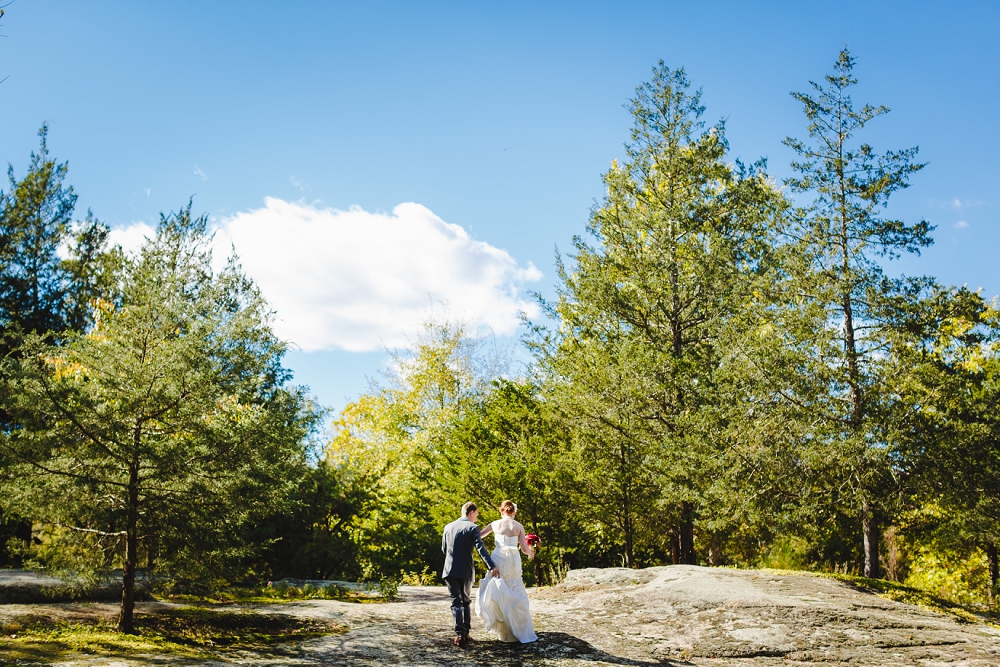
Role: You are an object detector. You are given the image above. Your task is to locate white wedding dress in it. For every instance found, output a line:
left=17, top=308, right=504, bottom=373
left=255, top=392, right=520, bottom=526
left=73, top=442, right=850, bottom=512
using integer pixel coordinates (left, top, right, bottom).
left=475, top=522, right=537, bottom=643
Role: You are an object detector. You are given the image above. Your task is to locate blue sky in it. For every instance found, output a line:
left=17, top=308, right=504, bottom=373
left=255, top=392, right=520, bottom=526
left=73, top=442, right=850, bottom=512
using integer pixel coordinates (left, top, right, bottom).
left=1, top=1, right=997, bottom=411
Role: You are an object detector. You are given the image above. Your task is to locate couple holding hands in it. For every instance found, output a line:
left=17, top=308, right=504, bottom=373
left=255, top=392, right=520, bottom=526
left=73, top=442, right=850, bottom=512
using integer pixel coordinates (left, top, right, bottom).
left=440, top=500, right=539, bottom=646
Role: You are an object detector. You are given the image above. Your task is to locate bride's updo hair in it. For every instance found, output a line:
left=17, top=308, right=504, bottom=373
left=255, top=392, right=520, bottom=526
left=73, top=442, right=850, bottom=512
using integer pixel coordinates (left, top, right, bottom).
left=499, top=500, right=517, bottom=516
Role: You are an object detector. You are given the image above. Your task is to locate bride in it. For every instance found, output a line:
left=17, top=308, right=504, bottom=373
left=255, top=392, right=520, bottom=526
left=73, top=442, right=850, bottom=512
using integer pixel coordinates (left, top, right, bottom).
left=476, top=500, right=537, bottom=643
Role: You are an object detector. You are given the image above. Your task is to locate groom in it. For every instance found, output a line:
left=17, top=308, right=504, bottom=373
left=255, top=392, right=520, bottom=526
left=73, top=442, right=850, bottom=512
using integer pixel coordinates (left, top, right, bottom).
left=441, top=502, right=500, bottom=646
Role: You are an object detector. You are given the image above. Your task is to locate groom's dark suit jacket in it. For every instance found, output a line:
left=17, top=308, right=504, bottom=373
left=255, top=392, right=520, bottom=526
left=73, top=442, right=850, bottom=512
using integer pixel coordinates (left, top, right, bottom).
left=441, top=516, right=496, bottom=580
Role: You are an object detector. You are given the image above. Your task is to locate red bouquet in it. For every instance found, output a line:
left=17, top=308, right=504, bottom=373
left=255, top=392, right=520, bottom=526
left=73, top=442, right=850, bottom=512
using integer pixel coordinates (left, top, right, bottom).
left=525, top=533, right=541, bottom=548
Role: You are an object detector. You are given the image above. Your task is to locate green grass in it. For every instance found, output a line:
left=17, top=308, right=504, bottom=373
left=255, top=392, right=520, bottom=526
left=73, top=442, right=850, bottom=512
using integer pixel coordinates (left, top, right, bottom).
left=160, top=580, right=392, bottom=604
left=1, top=620, right=195, bottom=663
left=0, top=605, right=346, bottom=663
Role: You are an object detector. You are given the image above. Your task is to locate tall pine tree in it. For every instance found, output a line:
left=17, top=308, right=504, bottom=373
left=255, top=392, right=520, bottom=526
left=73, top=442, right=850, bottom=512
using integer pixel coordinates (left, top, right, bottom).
left=1, top=206, right=311, bottom=632
left=0, top=126, right=118, bottom=566
left=780, top=49, right=932, bottom=578
left=533, top=63, right=782, bottom=566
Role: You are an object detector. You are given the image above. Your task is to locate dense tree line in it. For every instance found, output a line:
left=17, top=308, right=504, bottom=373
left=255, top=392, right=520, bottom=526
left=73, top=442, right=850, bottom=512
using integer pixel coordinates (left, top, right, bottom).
left=327, top=51, right=1000, bottom=603
left=0, top=131, right=318, bottom=632
left=0, top=49, right=998, bottom=635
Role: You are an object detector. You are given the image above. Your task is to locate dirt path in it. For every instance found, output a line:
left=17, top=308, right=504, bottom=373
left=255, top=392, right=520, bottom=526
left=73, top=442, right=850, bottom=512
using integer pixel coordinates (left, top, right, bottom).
left=3, top=566, right=1000, bottom=665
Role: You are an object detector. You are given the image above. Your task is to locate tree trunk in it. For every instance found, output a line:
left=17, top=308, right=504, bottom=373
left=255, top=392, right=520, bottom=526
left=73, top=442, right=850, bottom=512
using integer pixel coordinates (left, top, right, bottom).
left=987, top=542, right=999, bottom=601
left=862, top=508, right=880, bottom=580
left=623, top=518, right=635, bottom=568
left=837, top=162, right=880, bottom=583
left=708, top=534, right=724, bottom=567
left=670, top=527, right=680, bottom=565
left=619, top=441, right=635, bottom=568
left=679, top=501, right=695, bottom=565
left=119, top=452, right=140, bottom=633
left=883, top=526, right=900, bottom=582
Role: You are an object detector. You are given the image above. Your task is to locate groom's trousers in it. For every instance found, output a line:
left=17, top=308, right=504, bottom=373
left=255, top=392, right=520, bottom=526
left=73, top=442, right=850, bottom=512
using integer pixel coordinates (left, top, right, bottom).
left=444, top=576, right=472, bottom=636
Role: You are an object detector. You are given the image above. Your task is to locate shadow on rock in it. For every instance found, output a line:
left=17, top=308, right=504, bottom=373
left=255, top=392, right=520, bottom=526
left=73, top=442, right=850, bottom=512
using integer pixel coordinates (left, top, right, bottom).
left=467, top=632, right=679, bottom=666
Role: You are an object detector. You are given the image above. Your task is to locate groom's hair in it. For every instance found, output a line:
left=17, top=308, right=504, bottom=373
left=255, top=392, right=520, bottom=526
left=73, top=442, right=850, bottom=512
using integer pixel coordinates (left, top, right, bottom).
left=462, top=502, right=478, bottom=517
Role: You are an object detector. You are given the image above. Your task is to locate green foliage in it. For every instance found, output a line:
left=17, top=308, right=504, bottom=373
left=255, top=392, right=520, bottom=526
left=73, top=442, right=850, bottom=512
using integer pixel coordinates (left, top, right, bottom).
left=253, top=459, right=367, bottom=581
left=891, top=294, right=1000, bottom=578
left=528, top=62, right=784, bottom=567
left=0, top=125, right=79, bottom=339
left=904, top=545, right=992, bottom=608
left=757, top=536, right=810, bottom=571
left=400, top=566, right=437, bottom=586
left=326, top=320, right=491, bottom=579
left=299, top=55, right=1000, bottom=615
left=371, top=575, right=400, bottom=600
left=0, top=125, right=119, bottom=343
left=772, top=48, right=935, bottom=577
left=439, top=379, right=579, bottom=581
left=0, top=49, right=997, bottom=620
left=245, top=581, right=350, bottom=601
left=0, top=205, right=313, bottom=631
left=0, top=127, right=120, bottom=567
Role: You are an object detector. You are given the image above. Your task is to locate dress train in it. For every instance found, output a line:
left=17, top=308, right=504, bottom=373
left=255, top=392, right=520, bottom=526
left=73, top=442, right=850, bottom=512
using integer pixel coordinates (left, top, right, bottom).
left=475, top=528, right=536, bottom=643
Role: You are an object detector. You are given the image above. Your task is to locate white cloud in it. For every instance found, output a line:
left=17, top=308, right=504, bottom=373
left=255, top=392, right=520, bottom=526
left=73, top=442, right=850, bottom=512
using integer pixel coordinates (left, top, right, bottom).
left=951, top=198, right=982, bottom=209
left=108, top=221, right=156, bottom=254
left=196, top=198, right=543, bottom=352
left=193, top=165, right=208, bottom=182
left=954, top=220, right=969, bottom=229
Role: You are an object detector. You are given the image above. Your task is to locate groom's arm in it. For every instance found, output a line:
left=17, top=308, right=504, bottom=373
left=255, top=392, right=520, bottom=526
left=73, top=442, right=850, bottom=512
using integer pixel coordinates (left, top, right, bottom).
left=472, top=527, right=497, bottom=571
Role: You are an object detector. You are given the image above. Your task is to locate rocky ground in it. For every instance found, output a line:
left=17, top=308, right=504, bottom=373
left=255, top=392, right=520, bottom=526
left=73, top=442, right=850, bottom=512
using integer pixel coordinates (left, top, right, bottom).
left=2, top=565, right=999, bottom=666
